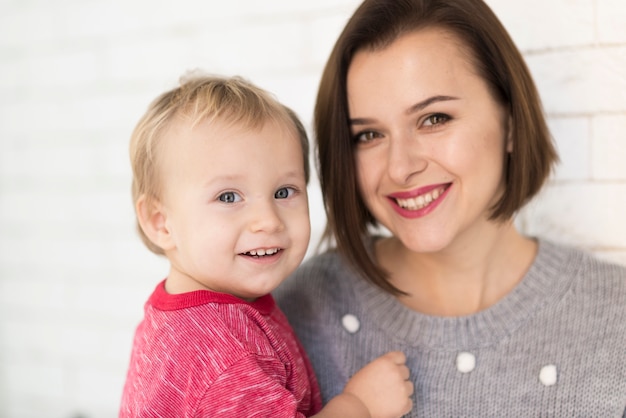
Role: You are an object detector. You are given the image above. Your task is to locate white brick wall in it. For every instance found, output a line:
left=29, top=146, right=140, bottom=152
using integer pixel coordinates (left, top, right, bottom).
left=0, top=1, right=624, bottom=417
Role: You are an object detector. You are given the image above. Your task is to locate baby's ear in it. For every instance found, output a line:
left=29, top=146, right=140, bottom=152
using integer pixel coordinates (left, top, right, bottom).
left=136, top=195, right=175, bottom=252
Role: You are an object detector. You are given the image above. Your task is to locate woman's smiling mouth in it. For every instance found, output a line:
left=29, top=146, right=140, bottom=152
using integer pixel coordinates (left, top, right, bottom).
left=387, top=184, right=452, bottom=218
left=393, top=184, right=450, bottom=211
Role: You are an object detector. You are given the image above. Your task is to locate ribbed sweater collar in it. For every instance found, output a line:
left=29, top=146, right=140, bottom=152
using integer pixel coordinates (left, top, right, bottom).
left=351, top=239, right=578, bottom=350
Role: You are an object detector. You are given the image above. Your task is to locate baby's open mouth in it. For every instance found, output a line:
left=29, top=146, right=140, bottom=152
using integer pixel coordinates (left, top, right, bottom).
left=241, top=248, right=281, bottom=258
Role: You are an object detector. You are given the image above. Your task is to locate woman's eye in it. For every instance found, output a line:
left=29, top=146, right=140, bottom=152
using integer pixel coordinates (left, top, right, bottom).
left=274, top=187, right=295, bottom=199
left=423, top=113, right=450, bottom=127
left=218, top=191, right=242, bottom=203
left=354, top=130, right=381, bottom=143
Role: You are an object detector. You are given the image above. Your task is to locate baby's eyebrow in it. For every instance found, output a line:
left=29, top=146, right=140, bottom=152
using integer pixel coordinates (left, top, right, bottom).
left=279, top=170, right=307, bottom=183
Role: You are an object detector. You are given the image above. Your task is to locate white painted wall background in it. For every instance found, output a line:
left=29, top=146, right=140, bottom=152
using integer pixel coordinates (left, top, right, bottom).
left=0, top=0, right=625, bottom=417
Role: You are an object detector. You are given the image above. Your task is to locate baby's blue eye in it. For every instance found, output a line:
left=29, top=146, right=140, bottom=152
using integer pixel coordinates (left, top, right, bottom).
left=218, top=191, right=242, bottom=203
left=275, top=187, right=294, bottom=199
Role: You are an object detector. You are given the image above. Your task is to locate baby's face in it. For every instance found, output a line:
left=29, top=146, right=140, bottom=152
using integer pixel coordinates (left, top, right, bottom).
left=157, top=117, right=310, bottom=300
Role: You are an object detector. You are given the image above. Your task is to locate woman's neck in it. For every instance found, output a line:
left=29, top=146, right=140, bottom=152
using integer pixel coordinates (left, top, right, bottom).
left=376, top=223, right=537, bottom=316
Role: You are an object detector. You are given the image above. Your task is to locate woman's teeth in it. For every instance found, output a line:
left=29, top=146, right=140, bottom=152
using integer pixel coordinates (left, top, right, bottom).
left=396, top=187, right=444, bottom=210
left=245, top=248, right=279, bottom=257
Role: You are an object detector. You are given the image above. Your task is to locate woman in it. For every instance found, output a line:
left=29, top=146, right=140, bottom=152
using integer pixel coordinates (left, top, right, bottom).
left=275, top=0, right=626, bottom=416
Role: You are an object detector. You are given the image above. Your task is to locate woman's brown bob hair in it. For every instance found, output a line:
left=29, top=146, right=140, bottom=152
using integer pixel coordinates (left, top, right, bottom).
left=314, top=0, right=558, bottom=294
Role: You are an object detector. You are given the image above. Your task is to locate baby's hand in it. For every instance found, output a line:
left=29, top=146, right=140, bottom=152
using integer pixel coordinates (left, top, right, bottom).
left=344, top=351, right=413, bottom=418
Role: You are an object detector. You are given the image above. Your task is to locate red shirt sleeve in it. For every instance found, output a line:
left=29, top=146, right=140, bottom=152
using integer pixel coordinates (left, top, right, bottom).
left=197, top=354, right=309, bottom=417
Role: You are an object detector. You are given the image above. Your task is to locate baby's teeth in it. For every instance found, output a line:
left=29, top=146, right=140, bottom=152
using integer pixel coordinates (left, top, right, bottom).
left=247, top=248, right=279, bottom=256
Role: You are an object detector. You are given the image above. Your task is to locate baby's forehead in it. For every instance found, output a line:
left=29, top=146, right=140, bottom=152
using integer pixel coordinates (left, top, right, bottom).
left=162, top=112, right=298, bottom=148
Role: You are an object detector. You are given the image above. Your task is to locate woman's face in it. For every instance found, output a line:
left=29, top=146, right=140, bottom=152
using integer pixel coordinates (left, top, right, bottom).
left=347, top=27, right=512, bottom=254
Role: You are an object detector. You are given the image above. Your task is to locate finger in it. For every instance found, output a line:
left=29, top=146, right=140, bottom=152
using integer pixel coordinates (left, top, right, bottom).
left=399, top=364, right=410, bottom=380
left=403, top=398, right=414, bottom=414
left=406, top=380, right=415, bottom=396
left=385, top=350, right=407, bottom=364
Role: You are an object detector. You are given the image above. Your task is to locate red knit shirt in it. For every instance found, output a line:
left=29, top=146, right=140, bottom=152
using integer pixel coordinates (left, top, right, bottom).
left=120, top=280, right=322, bottom=417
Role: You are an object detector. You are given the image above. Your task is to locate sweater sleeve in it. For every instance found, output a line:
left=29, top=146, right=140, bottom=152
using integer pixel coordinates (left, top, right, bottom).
left=197, top=354, right=308, bottom=418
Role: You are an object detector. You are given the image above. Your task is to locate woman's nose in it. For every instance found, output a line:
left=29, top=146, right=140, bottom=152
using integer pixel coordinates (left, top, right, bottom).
left=387, top=133, right=428, bottom=185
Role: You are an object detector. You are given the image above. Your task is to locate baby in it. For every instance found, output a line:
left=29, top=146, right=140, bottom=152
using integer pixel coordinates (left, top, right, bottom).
left=119, top=73, right=413, bottom=417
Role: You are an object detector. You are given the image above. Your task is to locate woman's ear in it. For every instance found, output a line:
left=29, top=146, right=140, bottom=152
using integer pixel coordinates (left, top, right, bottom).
left=136, top=195, right=175, bottom=252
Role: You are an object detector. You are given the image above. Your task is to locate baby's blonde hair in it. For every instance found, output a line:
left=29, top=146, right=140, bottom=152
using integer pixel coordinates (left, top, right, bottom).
left=129, top=73, right=310, bottom=254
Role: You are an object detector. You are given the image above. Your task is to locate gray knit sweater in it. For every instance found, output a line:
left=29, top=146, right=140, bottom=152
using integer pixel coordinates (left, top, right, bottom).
left=275, top=239, right=626, bottom=417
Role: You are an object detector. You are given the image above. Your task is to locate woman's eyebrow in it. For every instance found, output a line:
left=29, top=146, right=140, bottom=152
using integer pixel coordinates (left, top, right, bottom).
left=406, top=95, right=459, bottom=115
left=350, top=95, right=459, bottom=126
left=350, top=117, right=375, bottom=126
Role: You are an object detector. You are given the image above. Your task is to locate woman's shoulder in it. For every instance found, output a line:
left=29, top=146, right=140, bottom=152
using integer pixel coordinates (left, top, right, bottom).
left=541, top=238, right=626, bottom=273
left=539, top=238, right=626, bottom=300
